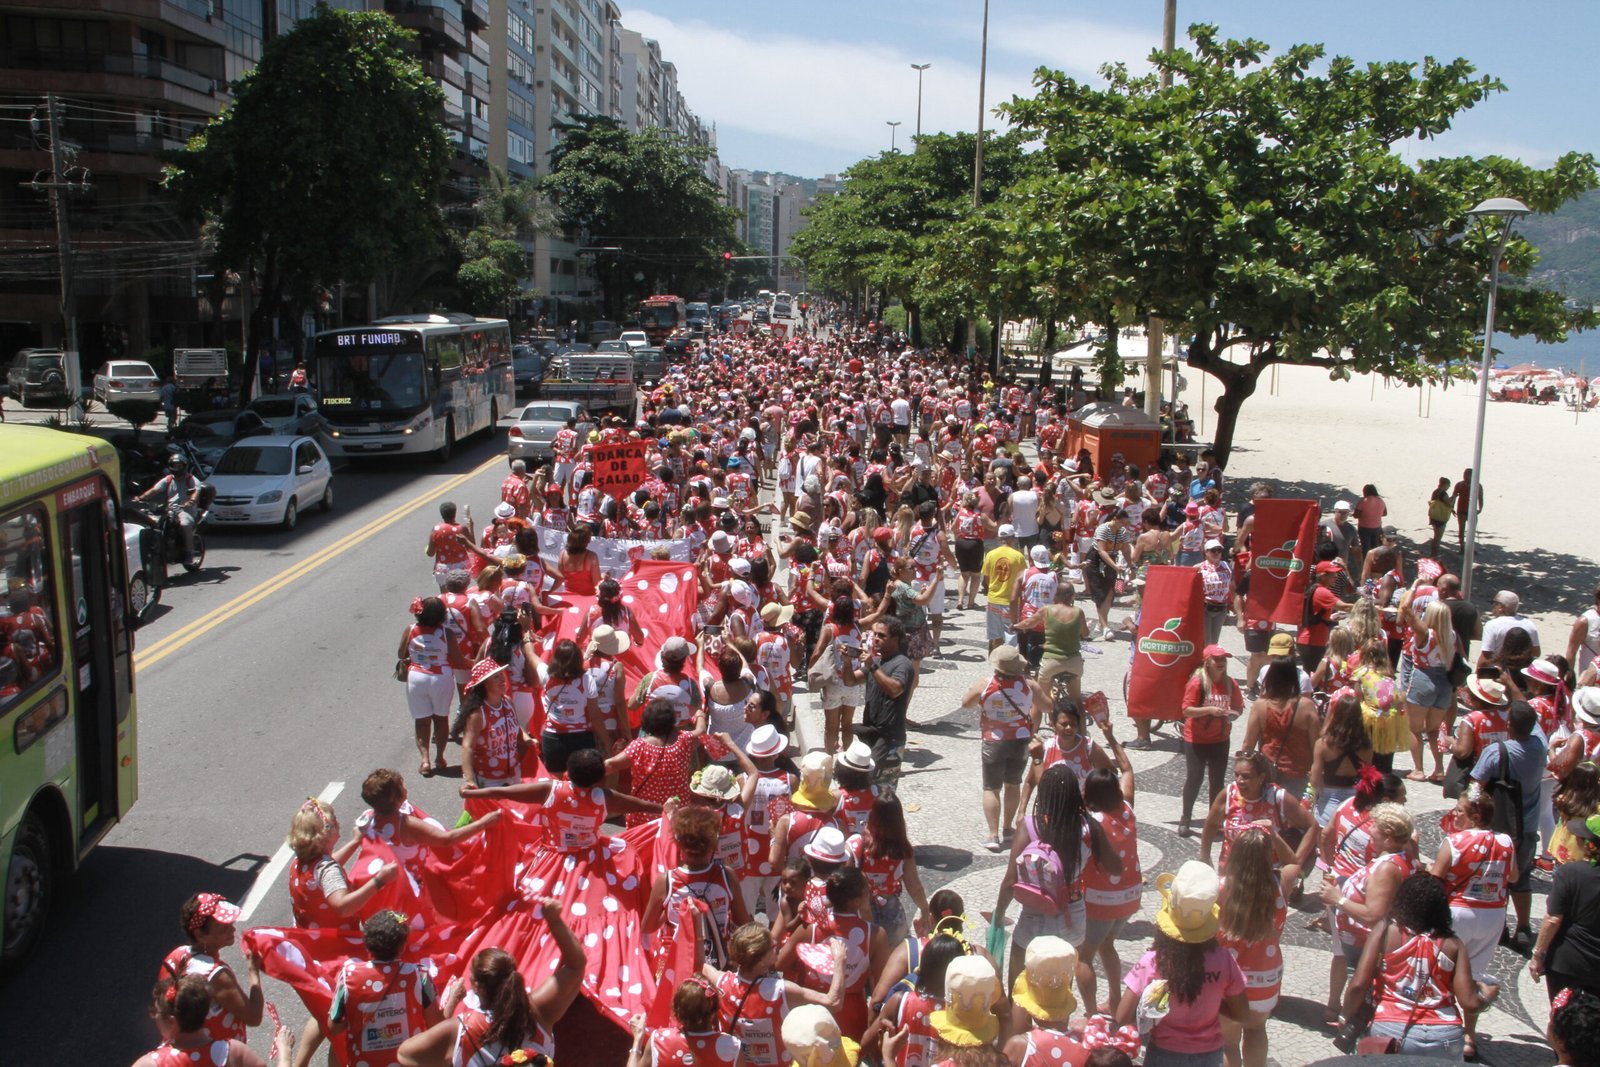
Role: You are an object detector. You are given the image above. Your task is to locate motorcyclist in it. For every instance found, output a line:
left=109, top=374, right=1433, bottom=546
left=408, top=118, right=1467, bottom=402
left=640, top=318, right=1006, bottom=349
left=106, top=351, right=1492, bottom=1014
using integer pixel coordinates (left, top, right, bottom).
left=139, top=454, right=201, bottom=565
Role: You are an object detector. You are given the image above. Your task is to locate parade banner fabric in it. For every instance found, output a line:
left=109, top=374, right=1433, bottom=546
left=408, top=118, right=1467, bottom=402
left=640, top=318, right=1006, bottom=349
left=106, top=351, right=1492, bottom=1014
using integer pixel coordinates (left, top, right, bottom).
left=532, top=523, right=693, bottom=578
left=539, top=559, right=700, bottom=695
left=1127, top=565, right=1205, bottom=720
left=1246, top=498, right=1319, bottom=625
left=590, top=440, right=650, bottom=501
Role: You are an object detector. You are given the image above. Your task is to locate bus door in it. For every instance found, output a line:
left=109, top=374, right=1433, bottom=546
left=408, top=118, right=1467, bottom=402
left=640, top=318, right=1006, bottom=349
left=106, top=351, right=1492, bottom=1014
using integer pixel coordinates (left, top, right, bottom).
left=58, top=481, right=125, bottom=839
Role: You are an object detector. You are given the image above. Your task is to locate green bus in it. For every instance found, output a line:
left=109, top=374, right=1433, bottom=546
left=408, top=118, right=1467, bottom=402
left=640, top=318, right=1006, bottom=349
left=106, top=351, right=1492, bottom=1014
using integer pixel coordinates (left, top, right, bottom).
left=0, top=425, right=139, bottom=970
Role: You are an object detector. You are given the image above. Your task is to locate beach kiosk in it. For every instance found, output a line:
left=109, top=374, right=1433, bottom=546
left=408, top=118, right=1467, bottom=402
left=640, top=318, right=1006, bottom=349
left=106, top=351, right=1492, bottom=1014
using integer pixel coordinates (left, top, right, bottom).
left=1067, top=403, right=1162, bottom=472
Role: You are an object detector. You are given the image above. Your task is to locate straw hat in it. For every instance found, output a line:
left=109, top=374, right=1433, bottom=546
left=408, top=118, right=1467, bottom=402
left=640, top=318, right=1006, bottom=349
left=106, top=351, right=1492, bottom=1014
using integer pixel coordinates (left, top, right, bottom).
left=989, top=645, right=1028, bottom=677
left=761, top=603, right=795, bottom=628
left=1575, top=687, right=1600, bottom=727
left=928, top=955, right=1000, bottom=1047
left=781, top=1005, right=860, bottom=1067
left=1154, top=861, right=1221, bottom=944
left=691, top=764, right=741, bottom=802
left=1011, top=937, right=1079, bottom=1023
left=791, top=751, right=840, bottom=812
left=790, top=512, right=814, bottom=531
left=586, top=624, right=631, bottom=659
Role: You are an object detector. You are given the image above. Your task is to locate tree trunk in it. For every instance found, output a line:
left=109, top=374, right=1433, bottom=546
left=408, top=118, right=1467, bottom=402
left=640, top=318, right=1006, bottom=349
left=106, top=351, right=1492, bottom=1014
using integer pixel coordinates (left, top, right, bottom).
left=1183, top=335, right=1265, bottom=470
left=1039, top=313, right=1057, bottom=388
left=907, top=300, right=923, bottom=347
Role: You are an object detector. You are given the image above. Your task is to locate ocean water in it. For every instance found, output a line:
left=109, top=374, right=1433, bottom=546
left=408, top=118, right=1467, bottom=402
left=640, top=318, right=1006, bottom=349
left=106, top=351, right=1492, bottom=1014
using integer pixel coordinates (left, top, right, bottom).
left=1492, top=330, right=1600, bottom=371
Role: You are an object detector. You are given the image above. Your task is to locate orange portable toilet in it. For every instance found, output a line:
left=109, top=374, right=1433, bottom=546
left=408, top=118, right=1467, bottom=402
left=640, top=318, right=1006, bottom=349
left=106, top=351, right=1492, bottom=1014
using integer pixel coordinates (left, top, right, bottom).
left=1077, top=405, right=1161, bottom=473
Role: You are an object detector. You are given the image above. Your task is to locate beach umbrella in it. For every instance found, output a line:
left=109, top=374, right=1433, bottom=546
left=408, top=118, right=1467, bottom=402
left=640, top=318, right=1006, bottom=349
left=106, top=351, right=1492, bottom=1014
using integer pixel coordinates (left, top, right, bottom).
left=1492, top=361, right=1509, bottom=371
left=1506, top=362, right=1544, bottom=375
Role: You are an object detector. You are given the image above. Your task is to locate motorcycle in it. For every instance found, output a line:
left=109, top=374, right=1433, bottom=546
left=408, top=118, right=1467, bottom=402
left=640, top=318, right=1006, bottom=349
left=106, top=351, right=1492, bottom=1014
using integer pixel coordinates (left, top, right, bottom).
left=127, top=484, right=215, bottom=576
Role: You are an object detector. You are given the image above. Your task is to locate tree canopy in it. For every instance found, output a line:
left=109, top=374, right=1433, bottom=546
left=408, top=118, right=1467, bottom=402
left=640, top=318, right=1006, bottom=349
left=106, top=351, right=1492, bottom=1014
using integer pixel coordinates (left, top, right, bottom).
left=540, top=116, right=739, bottom=317
left=163, top=6, right=450, bottom=398
left=456, top=165, right=556, bottom=317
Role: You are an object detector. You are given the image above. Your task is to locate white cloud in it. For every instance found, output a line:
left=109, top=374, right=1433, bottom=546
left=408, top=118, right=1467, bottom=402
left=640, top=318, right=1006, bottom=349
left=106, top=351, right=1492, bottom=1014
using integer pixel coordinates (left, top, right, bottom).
left=982, top=14, right=1158, bottom=79
left=624, top=9, right=1045, bottom=172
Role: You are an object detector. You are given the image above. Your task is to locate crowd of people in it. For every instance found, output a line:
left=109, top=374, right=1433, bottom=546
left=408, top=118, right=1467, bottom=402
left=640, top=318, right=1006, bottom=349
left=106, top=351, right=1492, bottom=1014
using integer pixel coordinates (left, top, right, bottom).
left=127, top=321, right=1600, bottom=1067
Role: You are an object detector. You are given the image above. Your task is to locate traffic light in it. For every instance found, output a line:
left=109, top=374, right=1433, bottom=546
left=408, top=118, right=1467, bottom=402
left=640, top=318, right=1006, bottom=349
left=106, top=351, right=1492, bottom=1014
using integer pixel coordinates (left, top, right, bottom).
left=722, top=251, right=732, bottom=262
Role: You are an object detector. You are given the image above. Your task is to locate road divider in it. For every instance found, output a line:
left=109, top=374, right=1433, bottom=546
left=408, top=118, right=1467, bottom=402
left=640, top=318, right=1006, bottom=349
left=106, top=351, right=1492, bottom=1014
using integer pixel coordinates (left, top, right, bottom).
left=135, top=454, right=505, bottom=669
left=238, top=780, right=343, bottom=922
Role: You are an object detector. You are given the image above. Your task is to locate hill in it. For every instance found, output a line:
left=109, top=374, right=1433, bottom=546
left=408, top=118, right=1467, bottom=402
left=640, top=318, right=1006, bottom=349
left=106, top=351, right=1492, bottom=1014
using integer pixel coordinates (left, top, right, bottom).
left=1524, top=187, right=1600, bottom=305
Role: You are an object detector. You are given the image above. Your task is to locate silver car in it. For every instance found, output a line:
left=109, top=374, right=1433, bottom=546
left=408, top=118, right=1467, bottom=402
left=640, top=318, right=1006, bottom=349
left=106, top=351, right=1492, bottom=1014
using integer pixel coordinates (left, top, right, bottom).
left=507, top=401, right=591, bottom=461
left=92, top=360, right=161, bottom=405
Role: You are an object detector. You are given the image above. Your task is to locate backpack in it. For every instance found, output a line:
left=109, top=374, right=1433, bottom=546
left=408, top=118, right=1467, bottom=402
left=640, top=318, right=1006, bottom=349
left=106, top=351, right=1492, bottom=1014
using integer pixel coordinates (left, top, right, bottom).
left=1013, top=815, right=1067, bottom=916
left=1485, top=741, right=1525, bottom=840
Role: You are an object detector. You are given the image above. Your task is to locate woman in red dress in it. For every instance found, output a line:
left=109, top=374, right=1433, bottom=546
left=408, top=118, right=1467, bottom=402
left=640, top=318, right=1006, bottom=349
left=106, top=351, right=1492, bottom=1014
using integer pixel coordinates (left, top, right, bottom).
left=285, top=797, right=398, bottom=933
left=556, top=525, right=602, bottom=596
left=606, top=699, right=714, bottom=827
left=156, top=893, right=264, bottom=1045
left=625, top=977, right=742, bottom=1067
left=132, top=976, right=288, bottom=1067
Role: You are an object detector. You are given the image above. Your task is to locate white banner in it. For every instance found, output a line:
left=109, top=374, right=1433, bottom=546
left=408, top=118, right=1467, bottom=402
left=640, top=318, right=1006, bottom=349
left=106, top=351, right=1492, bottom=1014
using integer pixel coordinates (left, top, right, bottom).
left=531, top=523, right=693, bottom=579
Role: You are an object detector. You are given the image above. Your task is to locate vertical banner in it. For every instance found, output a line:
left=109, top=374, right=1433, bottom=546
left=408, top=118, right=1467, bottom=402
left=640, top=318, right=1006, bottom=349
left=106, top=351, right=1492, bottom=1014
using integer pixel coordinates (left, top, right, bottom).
left=770, top=321, right=790, bottom=340
left=589, top=440, right=649, bottom=500
left=1127, top=566, right=1205, bottom=720
left=1246, top=498, right=1318, bottom=625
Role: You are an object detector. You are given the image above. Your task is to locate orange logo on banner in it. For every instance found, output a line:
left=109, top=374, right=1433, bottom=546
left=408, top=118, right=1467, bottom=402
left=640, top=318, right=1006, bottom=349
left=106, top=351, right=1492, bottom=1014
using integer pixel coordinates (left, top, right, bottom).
left=590, top=441, right=649, bottom=501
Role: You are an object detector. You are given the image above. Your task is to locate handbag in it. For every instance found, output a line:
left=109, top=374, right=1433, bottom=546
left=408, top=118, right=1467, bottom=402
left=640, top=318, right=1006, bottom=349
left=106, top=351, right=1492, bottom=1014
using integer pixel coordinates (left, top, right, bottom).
left=1332, top=920, right=1387, bottom=1053
left=1441, top=753, right=1473, bottom=799
left=393, top=657, right=408, bottom=682
left=1446, top=651, right=1471, bottom=688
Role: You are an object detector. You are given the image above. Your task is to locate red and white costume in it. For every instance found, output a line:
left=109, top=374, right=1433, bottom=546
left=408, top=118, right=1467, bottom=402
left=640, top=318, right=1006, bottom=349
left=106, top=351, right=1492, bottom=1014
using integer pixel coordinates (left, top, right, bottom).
left=1083, top=803, right=1142, bottom=924
left=1373, top=931, right=1462, bottom=1028
left=1217, top=881, right=1287, bottom=1012
left=1038, top=735, right=1095, bottom=786
left=451, top=1004, right=555, bottom=1066
left=1335, top=851, right=1414, bottom=953
left=714, top=971, right=787, bottom=1067
left=649, top=1028, right=741, bottom=1067
left=157, top=948, right=247, bottom=1042
left=893, top=989, right=945, bottom=1067
left=469, top=697, right=522, bottom=787
left=330, top=957, right=436, bottom=1067
left=978, top=676, right=1034, bottom=743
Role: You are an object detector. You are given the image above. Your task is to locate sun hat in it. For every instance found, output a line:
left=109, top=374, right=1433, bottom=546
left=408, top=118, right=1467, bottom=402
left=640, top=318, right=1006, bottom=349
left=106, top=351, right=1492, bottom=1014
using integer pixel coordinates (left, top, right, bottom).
left=1526, top=658, right=1563, bottom=687
left=1465, top=675, right=1509, bottom=707
left=710, top=530, right=735, bottom=552
left=790, top=512, right=814, bottom=531
left=1154, top=861, right=1221, bottom=944
left=1092, top=486, right=1119, bottom=507
left=803, top=826, right=849, bottom=865
left=691, top=763, right=741, bottom=802
left=1183, top=502, right=1201, bottom=517
left=501, top=553, right=527, bottom=573
left=1011, top=937, right=1079, bottom=1023
left=1415, top=557, right=1444, bottom=582
left=184, top=893, right=242, bottom=933
left=1030, top=545, right=1051, bottom=566
left=928, top=955, right=1001, bottom=1047
left=1575, top=687, right=1600, bottom=727
left=989, top=645, right=1028, bottom=677
left=493, top=502, right=516, bottom=520
left=586, top=624, right=631, bottom=659
left=837, top=739, right=875, bottom=773
left=1201, top=644, right=1229, bottom=660
left=466, top=658, right=509, bottom=689
left=711, top=495, right=731, bottom=509
left=1204, top=539, right=1224, bottom=551
left=761, top=603, right=795, bottom=628
left=998, top=523, right=1017, bottom=539
left=791, top=751, right=840, bottom=812
left=781, top=1005, right=860, bottom=1067
left=747, top=724, right=786, bottom=759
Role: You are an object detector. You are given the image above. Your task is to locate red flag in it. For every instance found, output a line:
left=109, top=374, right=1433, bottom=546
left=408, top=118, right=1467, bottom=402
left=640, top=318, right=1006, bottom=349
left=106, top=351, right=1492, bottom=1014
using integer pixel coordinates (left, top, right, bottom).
left=590, top=441, right=650, bottom=501
left=1245, top=499, right=1318, bottom=625
left=646, top=898, right=705, bottom=1027
left=1127, top=566, right=1205, bottom=720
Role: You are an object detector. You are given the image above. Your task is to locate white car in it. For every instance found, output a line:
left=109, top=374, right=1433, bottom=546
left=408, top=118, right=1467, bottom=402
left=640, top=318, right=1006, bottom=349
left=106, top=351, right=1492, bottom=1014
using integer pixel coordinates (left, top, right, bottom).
left=617, top=330, right=649, bottom=351
left=92, top=360, right=161, bottom=405
left=205, top=436, right=333, bottom=530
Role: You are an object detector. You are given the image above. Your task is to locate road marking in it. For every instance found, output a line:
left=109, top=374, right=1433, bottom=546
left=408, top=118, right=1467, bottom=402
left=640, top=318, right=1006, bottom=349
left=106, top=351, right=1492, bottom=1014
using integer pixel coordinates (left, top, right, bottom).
left=238, top=780, right=344, bottom=922
left=134, top=453, right=504, bottom=668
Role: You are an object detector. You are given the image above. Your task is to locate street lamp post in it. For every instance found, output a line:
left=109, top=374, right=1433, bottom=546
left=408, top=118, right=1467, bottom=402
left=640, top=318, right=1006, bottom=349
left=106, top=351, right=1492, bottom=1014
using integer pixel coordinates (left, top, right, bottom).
left=911, top=63, right=931, bottom=140
left=886, top=120, right=902, bottom=152
left=1461, top=196, right=1530, bottom=599
left=967, top=0, right=990, bottom=363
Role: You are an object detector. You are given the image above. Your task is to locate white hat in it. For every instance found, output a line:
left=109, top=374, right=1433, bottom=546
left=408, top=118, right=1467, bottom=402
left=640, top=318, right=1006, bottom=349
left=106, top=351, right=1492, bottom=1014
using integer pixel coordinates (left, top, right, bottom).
left=998, top=523, right=1017, bottom=538
left=837, top=739, right=874, bottom=773
left=709, top=530, right=734, bottom=552
left=728, top=557, right=752, bottom=575
left=493, top=502, right=516, bottom=520
left=729, top=580, right=758, bottom=608
left=781, top=1006, right=849, bottom=1067
left=1029, top=545, right=1051, bottom=566
left=1466, top=675, right=1509, bottom=707
left=1204, top=539, right=1224, bottom=551
left=1576, top=687, right=1600, bottom=727
left=1333, top=500, right=1352, bottom=512
left=803, top=826, right=848, bottom=865
left=747, top=724, right=786, bottom=759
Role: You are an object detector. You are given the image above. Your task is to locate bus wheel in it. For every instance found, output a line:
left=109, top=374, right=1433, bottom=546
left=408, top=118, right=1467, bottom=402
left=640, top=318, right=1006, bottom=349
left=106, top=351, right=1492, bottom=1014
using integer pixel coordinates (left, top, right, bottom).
left=433, top=419, right=454, bottom=464
left=1, top=813, right=53, bottom=969
left=488, top=400, right=499, bottom=433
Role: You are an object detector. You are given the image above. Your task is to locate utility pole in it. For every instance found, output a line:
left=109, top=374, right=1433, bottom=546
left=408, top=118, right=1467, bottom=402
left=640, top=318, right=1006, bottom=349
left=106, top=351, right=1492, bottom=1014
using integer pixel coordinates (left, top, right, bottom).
left=1143, top=1, right=1177, bottom=422
left=911, top=63, right=931, bottom=140
left=967, top=0, right=990, bottom=366
left=27, top=94, right=90, bottom=417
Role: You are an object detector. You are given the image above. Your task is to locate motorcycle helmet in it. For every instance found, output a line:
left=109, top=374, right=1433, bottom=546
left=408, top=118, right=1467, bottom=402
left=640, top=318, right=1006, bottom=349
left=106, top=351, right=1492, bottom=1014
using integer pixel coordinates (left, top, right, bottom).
left=167, top=454, right=187, bottom=473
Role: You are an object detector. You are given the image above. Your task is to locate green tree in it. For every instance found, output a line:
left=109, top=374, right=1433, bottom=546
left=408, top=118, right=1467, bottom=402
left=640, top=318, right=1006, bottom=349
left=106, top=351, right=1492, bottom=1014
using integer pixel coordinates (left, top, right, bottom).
left=164, top=7, right=450, bottom=400
left=454, top=165, right=555, bottom=316
left=540, top=116, right=738, bottom=317
left=1001, top=26, right=1597, bottom=463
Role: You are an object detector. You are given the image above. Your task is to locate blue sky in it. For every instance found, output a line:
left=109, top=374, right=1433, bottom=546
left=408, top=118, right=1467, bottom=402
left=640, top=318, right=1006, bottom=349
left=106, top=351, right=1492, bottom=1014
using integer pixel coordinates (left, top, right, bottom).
left=624, top=0, right=1598, bottom=177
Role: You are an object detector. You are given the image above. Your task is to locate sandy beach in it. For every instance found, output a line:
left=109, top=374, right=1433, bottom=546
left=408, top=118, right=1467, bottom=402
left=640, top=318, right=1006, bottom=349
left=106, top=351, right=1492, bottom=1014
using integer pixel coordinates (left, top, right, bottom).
left=1200, top=361, right=1599, bottom=648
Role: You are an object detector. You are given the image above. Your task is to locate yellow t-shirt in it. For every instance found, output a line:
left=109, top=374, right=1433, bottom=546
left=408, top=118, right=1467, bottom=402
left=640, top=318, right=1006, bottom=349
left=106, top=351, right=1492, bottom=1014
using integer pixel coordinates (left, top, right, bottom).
left=982, top=545, right=1028, bottom=606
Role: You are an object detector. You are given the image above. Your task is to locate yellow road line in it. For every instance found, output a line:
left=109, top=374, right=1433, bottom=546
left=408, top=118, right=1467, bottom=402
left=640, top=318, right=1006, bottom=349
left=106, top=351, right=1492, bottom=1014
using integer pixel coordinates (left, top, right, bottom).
left=134, top=453, right=504, bottom=669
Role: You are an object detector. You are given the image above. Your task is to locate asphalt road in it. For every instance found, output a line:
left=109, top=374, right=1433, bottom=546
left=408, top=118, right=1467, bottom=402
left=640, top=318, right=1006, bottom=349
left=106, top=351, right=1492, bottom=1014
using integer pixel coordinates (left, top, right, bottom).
left=0, top=422, right=523, bottom=1061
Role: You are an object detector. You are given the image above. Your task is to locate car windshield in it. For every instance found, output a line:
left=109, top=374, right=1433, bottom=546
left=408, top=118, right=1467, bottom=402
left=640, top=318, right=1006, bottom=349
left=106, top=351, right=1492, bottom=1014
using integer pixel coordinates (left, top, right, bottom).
left=520, top=406, right=574, bottom=423
left=215, top=445, right=292, bottom=476
left=249, top=398, right=296, bottom=418
left=513, top=355, right=540, bottom=371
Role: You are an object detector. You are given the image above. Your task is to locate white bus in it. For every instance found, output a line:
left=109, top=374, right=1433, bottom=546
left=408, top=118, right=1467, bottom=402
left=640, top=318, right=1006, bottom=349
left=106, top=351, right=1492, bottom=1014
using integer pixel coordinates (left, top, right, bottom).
left=314, top=313, right=512, bottom=461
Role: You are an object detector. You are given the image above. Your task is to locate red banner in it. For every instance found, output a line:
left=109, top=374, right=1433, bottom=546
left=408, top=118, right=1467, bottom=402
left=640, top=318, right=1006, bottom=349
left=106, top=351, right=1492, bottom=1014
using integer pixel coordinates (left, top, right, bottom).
left=1246, top=499, right=1318, bottom=625
left=590, top=440, right=649, bottom=501
left=1127, top=566, right=1205, bottom=720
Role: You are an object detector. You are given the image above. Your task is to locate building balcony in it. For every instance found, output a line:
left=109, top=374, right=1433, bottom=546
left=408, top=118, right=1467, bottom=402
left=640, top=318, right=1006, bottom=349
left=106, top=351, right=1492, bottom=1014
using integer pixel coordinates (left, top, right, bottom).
left=0, top=47, right=222, bottom=96
left=384, top=1, right=467, bottom=48
left=43, top=0, right=227, bottom=47
left=468, top=32, right=490, bottom=65
left=424, top=53, right=466, bottom=89
left=462, top=0, right=488, bottom=30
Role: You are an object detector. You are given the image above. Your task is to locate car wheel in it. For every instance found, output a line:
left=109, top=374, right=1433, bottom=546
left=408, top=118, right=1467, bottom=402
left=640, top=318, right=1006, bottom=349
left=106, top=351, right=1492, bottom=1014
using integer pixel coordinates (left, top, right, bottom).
left=282, top=498, right=298, bottom=531
left=1, top=812, right=54, bottom=970
left=320, top=481, right=333, bottom=513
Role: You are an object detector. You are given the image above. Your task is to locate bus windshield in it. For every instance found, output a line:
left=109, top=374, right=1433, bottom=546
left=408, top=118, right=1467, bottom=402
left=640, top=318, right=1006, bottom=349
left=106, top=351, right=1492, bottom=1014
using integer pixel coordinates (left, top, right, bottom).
left=639, top=305, right=679, bottom=330
left=315, top=335, right=427, bottom=415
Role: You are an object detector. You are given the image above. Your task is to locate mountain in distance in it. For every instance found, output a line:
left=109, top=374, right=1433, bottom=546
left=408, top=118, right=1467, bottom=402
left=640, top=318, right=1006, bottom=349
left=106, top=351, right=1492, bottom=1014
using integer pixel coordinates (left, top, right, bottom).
left=1522, top=187, right=1600, bottom=306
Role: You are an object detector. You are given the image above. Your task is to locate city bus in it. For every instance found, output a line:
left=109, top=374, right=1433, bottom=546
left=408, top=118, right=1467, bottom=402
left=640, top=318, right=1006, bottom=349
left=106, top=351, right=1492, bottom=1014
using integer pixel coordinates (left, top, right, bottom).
left=634, top=295, right=687, bottom=346
left=0, top=425, right=139, bottom=969
left=314, top=313, right=513, bottom=461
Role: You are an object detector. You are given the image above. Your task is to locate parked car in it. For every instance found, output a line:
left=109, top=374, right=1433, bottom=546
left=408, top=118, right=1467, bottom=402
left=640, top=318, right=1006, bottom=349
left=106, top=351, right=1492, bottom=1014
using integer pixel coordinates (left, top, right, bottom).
left=6, top=349, right=70, bottom=408
left=512, top=345, right=544, bottom=397
left=663, top=335, right=695, bottom=358
left=205, top=435, right=333, bottom=530
left=92, top=360, right=161, bottom=406
left=507, top=401, right=592, bottom=462
left=246, top=393, right=328, bottom=442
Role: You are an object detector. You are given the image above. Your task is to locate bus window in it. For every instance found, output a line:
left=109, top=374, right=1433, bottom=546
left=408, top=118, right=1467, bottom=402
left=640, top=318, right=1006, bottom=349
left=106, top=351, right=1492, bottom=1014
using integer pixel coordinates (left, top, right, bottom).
left=0, top=507, right=60, bottom=709
left=431, top=334, right=463, bottom=374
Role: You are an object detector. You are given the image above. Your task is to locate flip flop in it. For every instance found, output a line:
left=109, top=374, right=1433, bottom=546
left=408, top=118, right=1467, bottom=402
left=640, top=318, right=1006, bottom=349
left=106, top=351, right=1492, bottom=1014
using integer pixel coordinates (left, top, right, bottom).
left=1406, top=771, right=1428, bottom=782
left=1428, top=771, right=1446, bottom=784
left=419, top=761, right=434, bottom=777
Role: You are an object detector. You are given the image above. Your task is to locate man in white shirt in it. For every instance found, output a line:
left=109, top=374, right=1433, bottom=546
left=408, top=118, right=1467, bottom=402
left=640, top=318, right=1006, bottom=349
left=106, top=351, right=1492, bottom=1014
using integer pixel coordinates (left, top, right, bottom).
left=1479, top=589, right=1541, bottom=666
left=890, top=394, right=911, bottom=446
left=1008, top=476, right=1040, bottom=551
